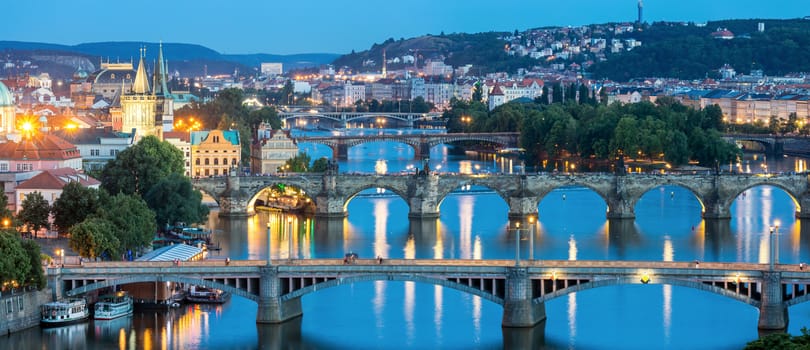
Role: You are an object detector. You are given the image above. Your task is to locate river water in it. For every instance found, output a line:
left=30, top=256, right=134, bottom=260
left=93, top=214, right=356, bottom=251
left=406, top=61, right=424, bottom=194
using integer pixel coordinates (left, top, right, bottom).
left=3, top=131, right=810, bottom=349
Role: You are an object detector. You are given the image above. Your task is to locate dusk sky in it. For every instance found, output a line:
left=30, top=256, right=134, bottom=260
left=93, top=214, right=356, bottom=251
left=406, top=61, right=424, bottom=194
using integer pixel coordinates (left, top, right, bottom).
left=3, top=0, right=807, bottom=55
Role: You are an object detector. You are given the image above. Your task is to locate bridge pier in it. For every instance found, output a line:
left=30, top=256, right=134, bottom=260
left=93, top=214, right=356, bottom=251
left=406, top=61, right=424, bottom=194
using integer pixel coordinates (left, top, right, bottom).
left=408, top=174, right=440, bottom=219
left=335, top=142, right=348, bottom=160
left=257, top=266, right=303, bottom=324
left=502, top=324, right=546, bottom=349
left=219, top=174, right=252, bottom=217
left=314, top=173, right=348, bottom=218
left=507, top=197, right=539, bottom=222
left=758, top=271, right=789, bottom=330
left=416, top=142, right=431, bottom=160
left=606, top=196, right=635, bottom=219
left=46, top=267, right=63, bottom=302
left=502, top=267, right=546, bottom=328
left=797, top=193, right=810, bottom=219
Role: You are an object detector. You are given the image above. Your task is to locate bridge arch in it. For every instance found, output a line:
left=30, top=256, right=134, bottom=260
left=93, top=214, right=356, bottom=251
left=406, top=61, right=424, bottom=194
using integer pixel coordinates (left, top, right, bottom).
left=247, top=183, right=317, bottom=213
left=624, top=181, right=707, bottom=218
left=280, top=273, right=505, bottom=306
left=536, top=276, right=760, bottom=307
left=436, top=183, right=510, bottom=210
left=725, top=183, right=801, bottom=216
left=64, top=275, right=259, bottom=302
left=784, top=292, right=810, bottom=307
left=632, top=184, right=706, bottom=218
left=343, top=185, right=410, bottom=212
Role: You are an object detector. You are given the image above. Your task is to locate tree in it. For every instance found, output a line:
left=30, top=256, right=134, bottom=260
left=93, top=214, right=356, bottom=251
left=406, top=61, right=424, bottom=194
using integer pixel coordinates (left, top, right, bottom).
left=144, top=174, right=209, bottom=229
left=69, top=218, right=120, bottom=260
left=18, top=192, right=50, bottom=238
left=51, top=182, right=104, bottom=234
left=0, top=232, right=29, bottom=290
left=471, top=82, right=483, bottom=102
left=0, top=193, right=12, bottom=226
left=95, top=194, right=156, bottom=259
left=101, top=136, right=184, bottom=197
left=20, top=239, right=45, bottom=289
left=311, top=157, right=330, bottom=172
left=283, top=152, right=312, bottom=173
left=745, top=327, right=810, bottom=349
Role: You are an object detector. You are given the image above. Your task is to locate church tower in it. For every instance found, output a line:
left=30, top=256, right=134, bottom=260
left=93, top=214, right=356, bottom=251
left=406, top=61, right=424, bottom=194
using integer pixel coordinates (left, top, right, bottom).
left=153, top=42, right=174, bottom=133
left=120, top=47, right=159, bottom=139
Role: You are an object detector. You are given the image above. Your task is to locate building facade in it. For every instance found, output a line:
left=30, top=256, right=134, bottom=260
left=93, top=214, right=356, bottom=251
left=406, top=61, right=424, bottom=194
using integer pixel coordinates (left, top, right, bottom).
left=251, top=125, right=298, bottom=174
left=190, top=130, right=240, bottom=177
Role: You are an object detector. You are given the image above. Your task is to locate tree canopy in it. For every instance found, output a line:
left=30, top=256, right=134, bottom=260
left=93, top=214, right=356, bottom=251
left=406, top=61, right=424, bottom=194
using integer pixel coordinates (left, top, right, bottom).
left=100, top=135, right=184, bottom=197
left=93, top=193, right=156, bottom=258
left=0, top=232, right=44, bottom=290
left=69, top=218, right=120, bottom=260
left=144, top=173, right=209, bottom=229
left=18, top=192, right=50, bottom=238
left=51, top=182, right=106, bottom=234
left=446, top=96, right=740, bottom=169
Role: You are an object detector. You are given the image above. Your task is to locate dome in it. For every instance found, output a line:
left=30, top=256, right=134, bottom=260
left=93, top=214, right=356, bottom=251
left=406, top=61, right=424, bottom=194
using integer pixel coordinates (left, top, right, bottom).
left=0, top=81, right=12, bottom=106
left=73, top=69, right=89, bottom=80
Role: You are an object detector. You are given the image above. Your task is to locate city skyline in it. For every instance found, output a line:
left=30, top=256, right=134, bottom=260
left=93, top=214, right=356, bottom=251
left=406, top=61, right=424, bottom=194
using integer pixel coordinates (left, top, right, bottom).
left=2, top=0, right=808, bottom=55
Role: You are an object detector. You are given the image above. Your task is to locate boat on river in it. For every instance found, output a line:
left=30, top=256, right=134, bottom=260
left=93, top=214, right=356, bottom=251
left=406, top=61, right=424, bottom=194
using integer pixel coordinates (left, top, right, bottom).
left=94, top=291, right=133, bottom=320
left=41, top=298, right=89, bottom=327
left=186, top=285, right=230, bottom=304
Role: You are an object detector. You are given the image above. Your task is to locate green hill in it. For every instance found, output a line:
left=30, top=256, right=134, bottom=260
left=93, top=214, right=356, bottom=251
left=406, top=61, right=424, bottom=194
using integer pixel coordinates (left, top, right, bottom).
left=590, top=19, right=810, bottom=80
left=332, top=32, right=536, bottom=74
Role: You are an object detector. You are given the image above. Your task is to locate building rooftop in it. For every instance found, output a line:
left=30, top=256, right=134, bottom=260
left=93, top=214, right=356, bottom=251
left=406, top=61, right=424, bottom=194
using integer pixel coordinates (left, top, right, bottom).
left=136, top=244, right=203, bottom=262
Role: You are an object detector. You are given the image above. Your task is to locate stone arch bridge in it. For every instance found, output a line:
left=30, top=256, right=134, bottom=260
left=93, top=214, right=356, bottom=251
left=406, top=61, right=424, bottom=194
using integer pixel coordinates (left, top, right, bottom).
left=52, top=259, right=809, bottom=330
left=293, top=132, right=519, bottom=160
left=192, top=172, right=810, bottom=220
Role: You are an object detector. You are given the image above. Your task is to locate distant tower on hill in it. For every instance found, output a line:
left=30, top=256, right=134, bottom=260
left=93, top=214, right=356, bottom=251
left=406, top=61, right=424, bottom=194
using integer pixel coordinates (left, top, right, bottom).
left=637, top=0, right=643, bottom=24
left=382, top=49, right=387, bottom=78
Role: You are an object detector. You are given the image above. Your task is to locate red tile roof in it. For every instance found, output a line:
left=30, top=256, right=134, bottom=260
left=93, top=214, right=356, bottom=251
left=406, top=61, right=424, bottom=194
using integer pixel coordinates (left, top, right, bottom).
left=17, top=168, right=100, bottom=190
left=0, top=134, right=80, bottom=160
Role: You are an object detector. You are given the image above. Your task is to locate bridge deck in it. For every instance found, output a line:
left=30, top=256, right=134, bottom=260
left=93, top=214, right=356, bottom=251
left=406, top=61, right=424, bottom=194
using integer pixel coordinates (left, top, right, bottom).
left=68, top=259, right=793, bottom=272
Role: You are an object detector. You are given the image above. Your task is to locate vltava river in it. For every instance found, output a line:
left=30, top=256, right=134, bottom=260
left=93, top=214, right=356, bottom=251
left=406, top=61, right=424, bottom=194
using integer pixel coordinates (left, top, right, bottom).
left=3, top=134, right=810, bottom=349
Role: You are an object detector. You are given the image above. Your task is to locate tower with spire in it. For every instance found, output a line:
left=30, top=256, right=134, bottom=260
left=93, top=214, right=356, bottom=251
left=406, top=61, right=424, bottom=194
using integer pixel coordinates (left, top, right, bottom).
left=637, top=0, right=643, bottom=24
left=152, top=42, right=174, bottom=133
left=120, top=46, right=160, bottom=139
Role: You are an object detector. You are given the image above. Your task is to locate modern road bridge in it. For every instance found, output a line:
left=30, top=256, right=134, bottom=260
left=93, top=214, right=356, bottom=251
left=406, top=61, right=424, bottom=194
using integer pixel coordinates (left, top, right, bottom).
left=53, top=259, right=810, bottom=330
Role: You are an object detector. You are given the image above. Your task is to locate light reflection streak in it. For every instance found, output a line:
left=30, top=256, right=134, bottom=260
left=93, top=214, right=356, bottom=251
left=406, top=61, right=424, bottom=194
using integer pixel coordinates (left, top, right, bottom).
left=458, top=161, right=472, bottom=175
left=404, top=281, right=415, bottom=346
left=434, top=285, right=443, bottom=340
left=404, top=234, right=415, bottom=259
left=473, top=236, right=482, bottom=260
left=472, top=294, right=482, bottom=335
left=374, top=281, right=385, bottom=330
left=663, top=284, right=672, bottom=344
left=458, top=195, right=474, bottom=259
left=663, top=236, right=673, bottom=262
left=119, top=328, right=125, bottom=350
left=568, top=293, right=577, bottom=346
left=373, top=198, right=391, bottom=259
left=568, top=235, right=578, bottom=261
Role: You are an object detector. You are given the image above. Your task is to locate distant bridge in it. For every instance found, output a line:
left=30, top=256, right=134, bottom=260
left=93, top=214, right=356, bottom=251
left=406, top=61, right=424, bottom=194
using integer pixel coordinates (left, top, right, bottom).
left=293, top=132, right=520, bottom=159
left=53, top=259, right=807, bottom=330
left=279, top=111, right=443, bottom=128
